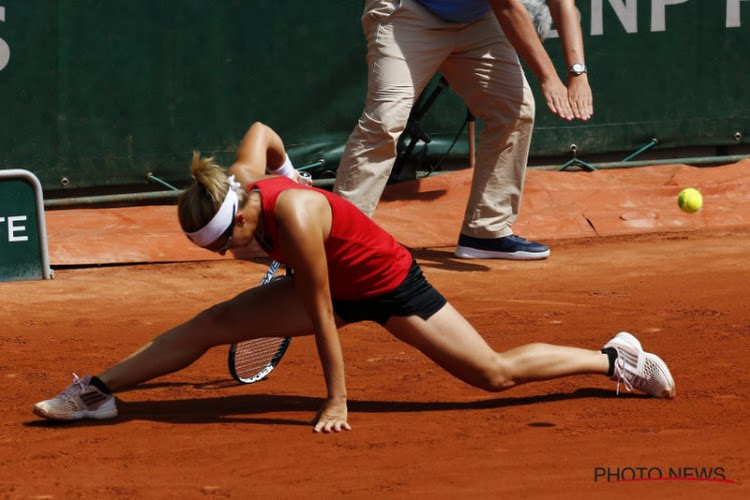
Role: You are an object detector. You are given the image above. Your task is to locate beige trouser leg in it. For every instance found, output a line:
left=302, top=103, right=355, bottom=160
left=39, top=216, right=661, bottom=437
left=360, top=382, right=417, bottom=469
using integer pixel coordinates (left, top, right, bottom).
left=334, top=0, right=455, bottom=216
left=440, top=15, right=535, bottom=238
left=334, top=0, right=535, bottom=238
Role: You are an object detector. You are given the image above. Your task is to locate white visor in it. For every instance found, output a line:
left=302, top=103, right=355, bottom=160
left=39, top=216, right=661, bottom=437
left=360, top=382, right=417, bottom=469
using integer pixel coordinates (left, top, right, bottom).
left=184, top=176, right=240, bottom=248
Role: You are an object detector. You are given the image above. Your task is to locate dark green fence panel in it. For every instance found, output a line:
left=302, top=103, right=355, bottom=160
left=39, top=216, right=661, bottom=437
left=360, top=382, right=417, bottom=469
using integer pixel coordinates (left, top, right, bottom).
left=532, top=0, right=750, bottom=158
left=0, top=1, right=748, bottom=195
left=0, top=1, right=367, bottom=192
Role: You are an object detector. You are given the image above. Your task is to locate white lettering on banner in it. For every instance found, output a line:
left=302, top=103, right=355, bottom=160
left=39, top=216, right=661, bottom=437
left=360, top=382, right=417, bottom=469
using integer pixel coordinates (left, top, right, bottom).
left=0, top=216, right=29, bottom=243
left=586, top=0, right=747, bottom=36
left=591, top=0, right=638, bottom=36
left=651, top=0, right=689, bottom=32
left=0, top=6, right=8, bottom=72
left=727, top=0, right=749, bottom=27
left=8, top=216, right=28, bottom=242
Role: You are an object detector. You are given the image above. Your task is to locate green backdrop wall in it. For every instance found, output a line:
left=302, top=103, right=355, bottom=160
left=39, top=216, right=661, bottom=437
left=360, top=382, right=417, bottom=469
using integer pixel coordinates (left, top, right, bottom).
left=0, top=1, right=748, bottom=195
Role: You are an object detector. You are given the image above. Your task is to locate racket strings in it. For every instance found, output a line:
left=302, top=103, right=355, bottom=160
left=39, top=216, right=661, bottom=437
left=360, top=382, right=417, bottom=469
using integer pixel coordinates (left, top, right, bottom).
left=232, top=337, right=287, bottom=378
left=228, top=260, right=290, bottom=383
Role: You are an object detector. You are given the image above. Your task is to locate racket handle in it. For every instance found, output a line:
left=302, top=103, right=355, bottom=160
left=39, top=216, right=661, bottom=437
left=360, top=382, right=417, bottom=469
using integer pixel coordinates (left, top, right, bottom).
left=298, top=171, right=313, bottom=186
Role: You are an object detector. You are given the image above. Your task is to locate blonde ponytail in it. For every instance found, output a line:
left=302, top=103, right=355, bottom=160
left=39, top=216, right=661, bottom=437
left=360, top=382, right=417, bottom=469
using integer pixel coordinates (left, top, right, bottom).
left=178, top=152, right=244, bottom=233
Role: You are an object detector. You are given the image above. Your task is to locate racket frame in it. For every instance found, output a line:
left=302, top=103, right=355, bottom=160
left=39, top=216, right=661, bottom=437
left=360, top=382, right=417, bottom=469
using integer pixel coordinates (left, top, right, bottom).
left=227, top=260, right=292, bottom=384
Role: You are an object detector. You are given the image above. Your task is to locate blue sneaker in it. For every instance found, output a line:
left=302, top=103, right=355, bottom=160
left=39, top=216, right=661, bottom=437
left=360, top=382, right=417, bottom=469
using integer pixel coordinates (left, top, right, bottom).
left=455, top=234, right=550, bottom=260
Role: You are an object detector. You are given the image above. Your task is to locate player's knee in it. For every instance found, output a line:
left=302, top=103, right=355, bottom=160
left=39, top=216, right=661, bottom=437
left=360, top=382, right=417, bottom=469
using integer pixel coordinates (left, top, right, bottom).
left=475, top=354, right=516, bottom=392
left=194, top=303, right=222, bottom=327
left=190, top=302, right=234, bottom=346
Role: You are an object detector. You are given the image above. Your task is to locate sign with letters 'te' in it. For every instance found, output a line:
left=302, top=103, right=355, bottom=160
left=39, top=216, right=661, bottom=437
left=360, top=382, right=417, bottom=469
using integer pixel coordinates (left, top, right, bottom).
left=0, top=170, right=52, bottom=282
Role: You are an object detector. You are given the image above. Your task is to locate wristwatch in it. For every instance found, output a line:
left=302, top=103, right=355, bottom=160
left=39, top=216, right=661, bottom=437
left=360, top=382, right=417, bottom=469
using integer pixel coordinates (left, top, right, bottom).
left=569, top=63, right=587, bottom=76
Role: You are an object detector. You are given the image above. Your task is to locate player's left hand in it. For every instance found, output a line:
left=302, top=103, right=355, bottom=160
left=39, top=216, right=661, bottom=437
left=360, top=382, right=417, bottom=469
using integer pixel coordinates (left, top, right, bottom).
left=567, top=75, right=593, bottom=121
left=313, top=397, right=351, bottom=433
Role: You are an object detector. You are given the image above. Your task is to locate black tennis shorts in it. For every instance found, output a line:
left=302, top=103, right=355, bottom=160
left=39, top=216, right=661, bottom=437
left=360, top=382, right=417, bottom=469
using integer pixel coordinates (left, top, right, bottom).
left=332, top=260, right=447, bottom=326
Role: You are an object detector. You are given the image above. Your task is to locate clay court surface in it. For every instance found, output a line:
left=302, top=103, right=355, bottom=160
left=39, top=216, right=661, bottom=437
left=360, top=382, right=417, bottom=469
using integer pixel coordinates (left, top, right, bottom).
left=2, top=163, right=749, bottom=498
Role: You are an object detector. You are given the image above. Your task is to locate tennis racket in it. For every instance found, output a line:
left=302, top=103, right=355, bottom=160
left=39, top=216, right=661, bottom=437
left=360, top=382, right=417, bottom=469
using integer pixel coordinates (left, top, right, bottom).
left=227, top=260, right=292, bottom=384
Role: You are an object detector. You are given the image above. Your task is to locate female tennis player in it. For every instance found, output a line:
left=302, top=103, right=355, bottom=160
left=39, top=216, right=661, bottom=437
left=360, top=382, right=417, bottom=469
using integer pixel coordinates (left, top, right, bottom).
left=33, top=122, right=675, bottom=432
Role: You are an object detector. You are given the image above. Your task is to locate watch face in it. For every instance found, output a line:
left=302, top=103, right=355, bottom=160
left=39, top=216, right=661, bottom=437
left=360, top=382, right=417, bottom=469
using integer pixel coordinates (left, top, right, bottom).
left=570, top=64, right=586, bottom=75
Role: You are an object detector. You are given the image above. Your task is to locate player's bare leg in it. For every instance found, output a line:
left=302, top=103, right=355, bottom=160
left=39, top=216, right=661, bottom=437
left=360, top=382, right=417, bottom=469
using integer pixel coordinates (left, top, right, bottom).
left=33, top=278, right=315, bottom=421
left=98, top=277, right=316, bottom=392
left=386, top=303, right=674, bottom=397
left=386, top=302, right=609, bottom=391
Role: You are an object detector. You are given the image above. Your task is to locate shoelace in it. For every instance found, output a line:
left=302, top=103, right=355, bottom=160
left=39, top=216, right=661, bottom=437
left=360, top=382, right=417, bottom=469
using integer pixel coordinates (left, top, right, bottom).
left=507, top=235, right=529, bottom=244
left=613, top=360, right=634, bottom=395
left=58, top=373, right=87, bottom=400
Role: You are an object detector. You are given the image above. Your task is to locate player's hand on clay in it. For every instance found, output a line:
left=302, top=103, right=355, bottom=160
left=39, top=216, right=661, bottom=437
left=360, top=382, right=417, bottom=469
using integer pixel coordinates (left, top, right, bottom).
left=567, top=75, right=593, bottom=121
left=313, top=397, right=351, bottom=433
left=541, top=77, right=574, bottom=121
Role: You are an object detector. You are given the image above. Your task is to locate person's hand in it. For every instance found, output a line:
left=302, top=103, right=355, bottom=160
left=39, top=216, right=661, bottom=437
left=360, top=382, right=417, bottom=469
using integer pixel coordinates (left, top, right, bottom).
left=540, top=76, right=574, bottom=121
left=313, top=397, right=351, bottom=433
left=567, top=75, right=593, bottom=121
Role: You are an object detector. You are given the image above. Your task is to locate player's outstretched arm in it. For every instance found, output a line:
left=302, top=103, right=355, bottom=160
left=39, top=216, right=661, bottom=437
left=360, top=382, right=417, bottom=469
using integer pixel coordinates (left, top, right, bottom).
left=275, top=189, right=351, bottom=433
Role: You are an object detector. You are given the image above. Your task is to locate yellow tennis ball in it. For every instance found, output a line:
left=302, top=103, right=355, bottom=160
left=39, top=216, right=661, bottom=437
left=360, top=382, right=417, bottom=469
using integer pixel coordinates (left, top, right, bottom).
left=678, top=187, right=703, bottom=213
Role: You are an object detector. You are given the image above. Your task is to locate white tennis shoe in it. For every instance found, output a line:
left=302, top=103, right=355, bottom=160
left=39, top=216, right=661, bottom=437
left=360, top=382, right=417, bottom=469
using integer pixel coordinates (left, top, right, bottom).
left=603, top=332, right=676, bottom=398
left=33, top=373, right=118, bottom=421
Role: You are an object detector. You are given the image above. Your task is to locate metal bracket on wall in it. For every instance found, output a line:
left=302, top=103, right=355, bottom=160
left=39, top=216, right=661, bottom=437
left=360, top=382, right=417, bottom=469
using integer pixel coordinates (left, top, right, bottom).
left=146, top=173, right=180, bottom=191
left=557, top=138, right=660, bottom=172
left=557, top=144, right=597, bottom=171
left=621, top=138, right=659, bottom=163
left=146, top=158, right=329, bottom=196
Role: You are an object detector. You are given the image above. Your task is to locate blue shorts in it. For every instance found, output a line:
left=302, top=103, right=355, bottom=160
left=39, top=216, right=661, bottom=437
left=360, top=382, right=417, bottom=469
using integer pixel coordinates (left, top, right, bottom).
left=332, top=260, right=447, bottom=326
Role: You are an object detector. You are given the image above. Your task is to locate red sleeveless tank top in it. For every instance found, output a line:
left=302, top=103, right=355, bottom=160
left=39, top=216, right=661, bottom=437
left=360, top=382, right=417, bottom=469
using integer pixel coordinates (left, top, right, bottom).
left=247, top=177, right=412, bottom=300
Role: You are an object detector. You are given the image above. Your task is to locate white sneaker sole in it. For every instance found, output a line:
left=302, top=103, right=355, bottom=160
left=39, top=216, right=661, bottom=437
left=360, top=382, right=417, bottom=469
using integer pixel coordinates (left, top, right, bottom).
left=33, top=404, right=118, bottom=421
left=454, top=246, right=550, bottom=260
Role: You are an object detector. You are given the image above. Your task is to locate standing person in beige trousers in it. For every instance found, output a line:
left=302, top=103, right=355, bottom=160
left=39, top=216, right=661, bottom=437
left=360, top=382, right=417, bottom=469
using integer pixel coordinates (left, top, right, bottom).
left=334, top=0, right=593, bottom=260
